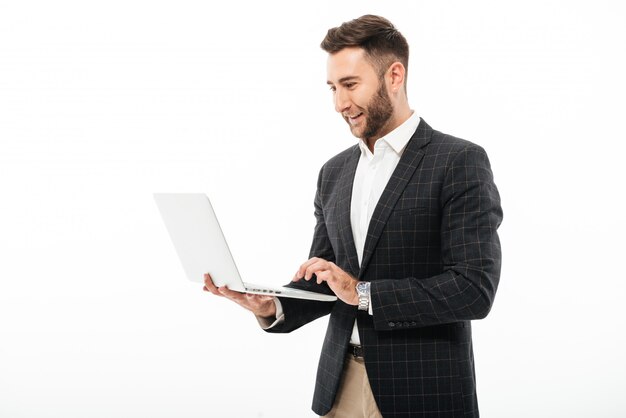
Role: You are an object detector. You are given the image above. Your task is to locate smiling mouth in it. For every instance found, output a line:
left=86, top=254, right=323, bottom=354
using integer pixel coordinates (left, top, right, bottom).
left=346, top=112, right=364, bottom=126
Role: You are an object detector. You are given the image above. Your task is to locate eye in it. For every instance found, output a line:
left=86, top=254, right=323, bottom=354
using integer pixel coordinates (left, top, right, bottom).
left=329, top=85, right=336, bottom=92
left=344, top=82, right=356, bottom=89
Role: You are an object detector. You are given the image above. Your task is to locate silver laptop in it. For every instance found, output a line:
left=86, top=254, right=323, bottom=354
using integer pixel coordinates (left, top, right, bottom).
left=153, top=193, right=337, bottom=302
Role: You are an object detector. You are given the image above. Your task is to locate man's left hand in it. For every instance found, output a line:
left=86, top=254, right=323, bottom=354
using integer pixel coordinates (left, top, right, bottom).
left=293, top=257, right=358, bottom=306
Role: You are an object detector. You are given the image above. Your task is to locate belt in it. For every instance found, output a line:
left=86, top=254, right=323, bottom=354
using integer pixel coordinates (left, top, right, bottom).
left=348, top=344, right=364, bottom=358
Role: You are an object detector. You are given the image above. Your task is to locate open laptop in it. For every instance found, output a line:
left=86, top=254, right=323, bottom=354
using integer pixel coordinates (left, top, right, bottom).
left=153, top=193, right=337, bottom=302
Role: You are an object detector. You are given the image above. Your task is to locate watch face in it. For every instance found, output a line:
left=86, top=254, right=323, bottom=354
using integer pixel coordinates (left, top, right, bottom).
left=357, top=282, right=367, bottom=293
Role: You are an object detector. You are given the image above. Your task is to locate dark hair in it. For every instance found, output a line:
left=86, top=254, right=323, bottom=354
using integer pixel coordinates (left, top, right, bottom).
left=320, top=15, right=409, bottom=80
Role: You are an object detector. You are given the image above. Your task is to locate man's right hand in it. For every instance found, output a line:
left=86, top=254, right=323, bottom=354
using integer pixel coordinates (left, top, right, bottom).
left=203, top=273, right=277, bottom=319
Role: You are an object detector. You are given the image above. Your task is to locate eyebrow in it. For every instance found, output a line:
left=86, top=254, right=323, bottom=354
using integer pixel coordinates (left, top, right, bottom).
left=326, top=76, right=361, bottom=85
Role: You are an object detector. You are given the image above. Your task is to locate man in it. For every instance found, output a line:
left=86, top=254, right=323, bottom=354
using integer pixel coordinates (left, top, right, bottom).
left=204, top=14, right=502, bottom=417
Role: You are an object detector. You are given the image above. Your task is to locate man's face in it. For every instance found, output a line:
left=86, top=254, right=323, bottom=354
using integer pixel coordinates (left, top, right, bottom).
left=327, top=47, right=393, bottom=142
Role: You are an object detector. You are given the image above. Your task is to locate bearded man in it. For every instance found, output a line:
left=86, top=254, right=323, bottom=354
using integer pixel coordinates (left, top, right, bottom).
left=204, top=14, right=503, bottom=418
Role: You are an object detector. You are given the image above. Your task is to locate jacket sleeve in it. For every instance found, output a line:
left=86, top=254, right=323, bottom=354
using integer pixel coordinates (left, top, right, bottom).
left=264, top=165, right=336, bottom=334
left=370, top=144, right=503, bottom=330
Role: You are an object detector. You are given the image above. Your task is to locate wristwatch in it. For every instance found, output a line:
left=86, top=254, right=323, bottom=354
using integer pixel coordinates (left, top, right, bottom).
left=356, top=281, right=371, bottom=311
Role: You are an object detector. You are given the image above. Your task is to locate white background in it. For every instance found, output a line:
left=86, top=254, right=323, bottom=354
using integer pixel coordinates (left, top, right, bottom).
left=1, top=1, right=625, bottom=417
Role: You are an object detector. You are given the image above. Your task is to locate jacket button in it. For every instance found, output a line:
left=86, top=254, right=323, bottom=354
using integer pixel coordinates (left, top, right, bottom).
left=388, top=322, right=395, bottom=327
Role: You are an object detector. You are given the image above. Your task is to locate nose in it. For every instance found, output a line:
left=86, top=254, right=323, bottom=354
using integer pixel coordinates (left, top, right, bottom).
left=334, top=88, right=350, bottom=114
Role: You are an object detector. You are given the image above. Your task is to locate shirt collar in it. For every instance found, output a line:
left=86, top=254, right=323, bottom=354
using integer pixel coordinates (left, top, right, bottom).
left=358, top=111, right=421, bottom=157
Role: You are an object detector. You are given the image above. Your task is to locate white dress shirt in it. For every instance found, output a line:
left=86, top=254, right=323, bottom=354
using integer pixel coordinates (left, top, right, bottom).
left=260, top=112, right=421, bottom=340
left=348, top=111, right=420, bottom=345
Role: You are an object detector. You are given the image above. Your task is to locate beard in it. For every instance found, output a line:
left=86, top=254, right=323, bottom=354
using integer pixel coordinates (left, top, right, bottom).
left=349, top=81, right=394, bottom=142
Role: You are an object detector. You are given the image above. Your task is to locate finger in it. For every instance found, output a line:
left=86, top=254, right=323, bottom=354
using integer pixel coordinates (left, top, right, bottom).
left=318, top=270, right=338, bottom=285
left=218, top=286, right=245, bottom=300
left=292, top=268, right=306, bottom=282
left=305, top=259, right=329, bottom=280
left=203, top=273, right=223, bottom=296
left=204, top=285, right=223, bottom=296
left=295, top=257, right=321, bottom=279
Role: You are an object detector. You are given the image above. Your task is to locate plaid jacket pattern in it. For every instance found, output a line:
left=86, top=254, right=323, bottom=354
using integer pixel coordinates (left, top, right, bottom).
left=266, top=119, right=503, bottom=417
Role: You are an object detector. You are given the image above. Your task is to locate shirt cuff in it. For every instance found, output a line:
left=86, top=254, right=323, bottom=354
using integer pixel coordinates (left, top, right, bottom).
left=368, top=293, right=373, bottom=315
left=255, top=297, right=285, bottom=329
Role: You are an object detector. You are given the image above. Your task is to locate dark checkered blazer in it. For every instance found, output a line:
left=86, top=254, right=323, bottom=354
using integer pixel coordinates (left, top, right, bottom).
left=266, top=119, right=503, bottom=417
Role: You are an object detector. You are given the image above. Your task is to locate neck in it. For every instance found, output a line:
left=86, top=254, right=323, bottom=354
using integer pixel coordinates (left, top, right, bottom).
left=363, top=107, right=413, bottom=152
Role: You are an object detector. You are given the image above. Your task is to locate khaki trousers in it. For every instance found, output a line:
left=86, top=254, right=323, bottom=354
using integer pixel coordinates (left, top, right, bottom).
left=321, top=355, right=383, bottom=418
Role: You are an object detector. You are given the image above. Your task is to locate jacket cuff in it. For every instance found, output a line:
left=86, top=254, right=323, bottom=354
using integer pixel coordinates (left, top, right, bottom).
left=255, top=298, right=285, bottom=329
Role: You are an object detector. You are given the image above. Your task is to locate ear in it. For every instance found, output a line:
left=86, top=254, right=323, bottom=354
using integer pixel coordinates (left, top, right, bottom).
left=386, top=62, right=406, bottom=93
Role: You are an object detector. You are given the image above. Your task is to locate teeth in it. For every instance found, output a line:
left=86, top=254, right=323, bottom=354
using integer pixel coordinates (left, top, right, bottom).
left=348, top=114, right=362, bottom=125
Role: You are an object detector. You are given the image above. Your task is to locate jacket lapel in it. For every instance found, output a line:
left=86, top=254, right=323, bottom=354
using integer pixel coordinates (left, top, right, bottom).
left=335, top=146, right=361, bottom=275
left=358, top=119, right=433, bottom=278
